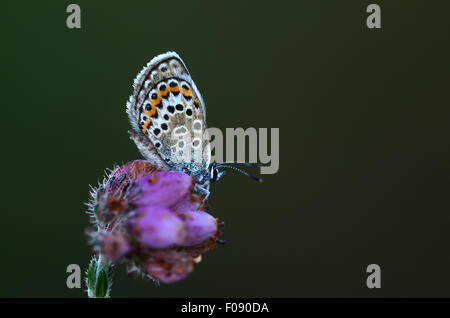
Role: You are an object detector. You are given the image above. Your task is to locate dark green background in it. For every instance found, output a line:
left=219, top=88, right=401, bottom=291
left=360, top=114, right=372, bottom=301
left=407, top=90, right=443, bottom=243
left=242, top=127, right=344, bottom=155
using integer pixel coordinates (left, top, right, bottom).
left=2, top=0, right=449, bottom=297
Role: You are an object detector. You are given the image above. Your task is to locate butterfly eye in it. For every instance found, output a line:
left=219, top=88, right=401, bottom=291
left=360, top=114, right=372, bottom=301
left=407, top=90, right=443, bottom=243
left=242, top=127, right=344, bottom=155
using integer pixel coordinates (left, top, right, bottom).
left=211, top=167, right=221, bottom=182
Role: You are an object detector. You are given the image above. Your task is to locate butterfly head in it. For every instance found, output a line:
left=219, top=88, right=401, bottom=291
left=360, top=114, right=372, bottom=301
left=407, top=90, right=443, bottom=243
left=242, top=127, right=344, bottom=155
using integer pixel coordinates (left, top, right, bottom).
left=210, top=165, right=227, bottom=182
left=208, top=162, right=262, bottom=184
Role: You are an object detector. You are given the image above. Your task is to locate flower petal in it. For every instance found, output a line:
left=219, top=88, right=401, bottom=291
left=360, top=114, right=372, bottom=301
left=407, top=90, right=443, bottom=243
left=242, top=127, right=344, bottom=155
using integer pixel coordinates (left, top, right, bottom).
left=171, top=193, right=205, bottom=213
left=128, top=206, right=188, bottom=249
left=133, top=172, right=194, bottom=208
left=177, top=211, right=218, bottom=246
left=106, top=160, right=157, bottom=198
left=100, top=232, right=131, bottom=262
left=141, top=250, right=194, bottom=283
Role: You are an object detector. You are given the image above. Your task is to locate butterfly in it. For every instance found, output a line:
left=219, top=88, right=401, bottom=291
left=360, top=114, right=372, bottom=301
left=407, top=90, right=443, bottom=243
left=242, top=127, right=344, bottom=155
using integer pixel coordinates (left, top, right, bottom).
left=126, top=52, right=260, bottom=198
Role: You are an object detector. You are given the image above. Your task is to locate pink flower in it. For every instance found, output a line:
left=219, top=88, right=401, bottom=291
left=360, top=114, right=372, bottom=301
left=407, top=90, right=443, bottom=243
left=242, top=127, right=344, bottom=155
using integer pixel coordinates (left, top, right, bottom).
left=99, top=232, right=131, bottom=262
left=128, top=206, right=188, bottom=249
left=177, top=211, right=218, bottom=246
left=132, top=172, right=194, bottom=208
left=87, top=160, right=222, bottom=284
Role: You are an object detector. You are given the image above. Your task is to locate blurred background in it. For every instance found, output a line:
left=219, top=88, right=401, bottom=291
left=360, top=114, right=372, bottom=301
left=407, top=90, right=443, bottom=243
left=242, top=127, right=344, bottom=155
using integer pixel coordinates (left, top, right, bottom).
left=1, top=0, right=450, bottom=297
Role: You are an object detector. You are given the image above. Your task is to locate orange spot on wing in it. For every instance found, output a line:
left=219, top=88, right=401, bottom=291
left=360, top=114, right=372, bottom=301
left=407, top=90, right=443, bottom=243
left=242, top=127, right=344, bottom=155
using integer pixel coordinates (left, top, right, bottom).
left=160, top=90, right=169, bottom=98
left=170, top=85, right=180, bottom=93
left=141, top=119, right=151, bottom=133
left=150, top=95, right=162, bottom=106
left=144, top=99, right=158, bottom=116
left=182, top=87, right=192, bottom=97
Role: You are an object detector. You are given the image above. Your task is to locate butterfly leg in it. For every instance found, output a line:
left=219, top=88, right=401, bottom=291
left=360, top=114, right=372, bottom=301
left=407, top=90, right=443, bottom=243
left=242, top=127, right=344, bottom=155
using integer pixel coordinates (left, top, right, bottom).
left=194, top=183, right=210, bottom=202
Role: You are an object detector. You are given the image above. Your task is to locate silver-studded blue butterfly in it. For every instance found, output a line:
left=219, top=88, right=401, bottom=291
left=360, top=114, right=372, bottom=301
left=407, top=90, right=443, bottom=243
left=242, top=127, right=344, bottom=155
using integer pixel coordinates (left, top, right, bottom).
left=126, top=52, right=260, bottom=198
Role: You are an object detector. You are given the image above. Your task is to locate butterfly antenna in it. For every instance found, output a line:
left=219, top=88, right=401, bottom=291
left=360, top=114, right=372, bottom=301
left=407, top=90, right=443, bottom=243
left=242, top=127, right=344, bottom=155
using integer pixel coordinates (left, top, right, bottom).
left=216, top=161, right=260, bottom=168
left=219, top=165, right=262, bottom=183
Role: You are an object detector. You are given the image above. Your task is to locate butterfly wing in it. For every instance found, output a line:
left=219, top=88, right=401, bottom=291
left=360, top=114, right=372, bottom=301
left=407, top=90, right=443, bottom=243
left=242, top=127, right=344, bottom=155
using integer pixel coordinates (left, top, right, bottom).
left=126, top=52, right=210, bottom=174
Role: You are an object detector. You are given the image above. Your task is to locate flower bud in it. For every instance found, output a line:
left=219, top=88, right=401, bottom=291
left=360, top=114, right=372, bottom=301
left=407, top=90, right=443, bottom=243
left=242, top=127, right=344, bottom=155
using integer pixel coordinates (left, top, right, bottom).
left=99, top=232, right=131, bottom=262
left=106, top=160, right=157, bottom=198
left=140, top=250, right=194, bottom=284
left=177, top=211, right=218, bottom=246
left=128, top=206, right=188, bottom=249
left=132, top=172, right=193, bottom=208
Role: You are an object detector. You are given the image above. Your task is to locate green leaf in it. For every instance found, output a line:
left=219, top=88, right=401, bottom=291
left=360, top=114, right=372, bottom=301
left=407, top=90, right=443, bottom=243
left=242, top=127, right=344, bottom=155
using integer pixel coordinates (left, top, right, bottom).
left=86, top=258, right=97, bottom=291
left=95, top=269, right=108, bottom=298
